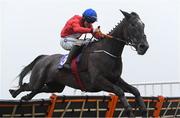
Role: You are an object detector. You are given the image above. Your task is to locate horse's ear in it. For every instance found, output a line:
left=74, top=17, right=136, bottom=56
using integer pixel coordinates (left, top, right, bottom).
left=120, top=10, right=131, bottom=20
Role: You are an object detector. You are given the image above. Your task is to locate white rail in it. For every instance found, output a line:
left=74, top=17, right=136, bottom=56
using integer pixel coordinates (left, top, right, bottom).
left=132, top=82, right=180, bottom=97
left=73, top=81, right=180, bottom=97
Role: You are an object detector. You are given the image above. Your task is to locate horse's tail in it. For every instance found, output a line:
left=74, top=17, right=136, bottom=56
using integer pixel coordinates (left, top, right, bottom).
left=18, top=55, right=46, bottom=86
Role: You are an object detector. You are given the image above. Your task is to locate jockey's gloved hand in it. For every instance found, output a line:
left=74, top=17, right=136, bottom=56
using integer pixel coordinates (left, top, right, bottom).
left=93, top=32, right=105, bottom=39
left=92, top=26, right=105, bottom=39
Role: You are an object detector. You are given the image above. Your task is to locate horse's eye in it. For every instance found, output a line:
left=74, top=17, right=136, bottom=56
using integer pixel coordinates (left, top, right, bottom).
left=143, top=35, right=146, bottom=38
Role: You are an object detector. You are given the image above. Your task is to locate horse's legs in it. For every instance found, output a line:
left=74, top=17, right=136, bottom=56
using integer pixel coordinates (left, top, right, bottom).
left=97, top=77, right=134, bottom=117
left=21, top=83, right=65, bottom=100
left=44, top=83, right=65, bottom=93
left=9, top=83, right=31, bottom=98
left=21, top=85, right=48, bottom=100
left=116, top=78, right=147, bottom=116
left=21, top=90, right=39, bottom=100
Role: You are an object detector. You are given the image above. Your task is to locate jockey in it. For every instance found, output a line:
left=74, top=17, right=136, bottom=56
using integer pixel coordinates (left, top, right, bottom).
left=60, top=8, right=104, bottom=69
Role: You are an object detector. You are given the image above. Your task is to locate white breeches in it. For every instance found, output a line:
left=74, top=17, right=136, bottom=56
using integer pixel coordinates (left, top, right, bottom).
left=60, top=37, right=86, bottom=50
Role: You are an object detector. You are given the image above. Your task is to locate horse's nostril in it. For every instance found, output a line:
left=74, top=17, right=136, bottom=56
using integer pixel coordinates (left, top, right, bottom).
left=139, top=44, right=145, bottom=49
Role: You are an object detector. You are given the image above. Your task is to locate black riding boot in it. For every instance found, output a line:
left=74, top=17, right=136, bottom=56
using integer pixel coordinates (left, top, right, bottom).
left=63, top=45, right=82, bottom=69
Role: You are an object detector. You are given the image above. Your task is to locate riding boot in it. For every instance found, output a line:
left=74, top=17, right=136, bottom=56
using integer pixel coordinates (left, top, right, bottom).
left=63, top=45, right=82, bottom=70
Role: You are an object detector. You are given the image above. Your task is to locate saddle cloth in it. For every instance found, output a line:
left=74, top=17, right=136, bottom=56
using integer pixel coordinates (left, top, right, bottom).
left=58, top=54, right=81, bottom=69
left=58, top=54, right=68, bottom=69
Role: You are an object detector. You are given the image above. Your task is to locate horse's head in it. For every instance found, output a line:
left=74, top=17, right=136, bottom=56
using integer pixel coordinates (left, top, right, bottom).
left=121, top=10, right=149, bottom=55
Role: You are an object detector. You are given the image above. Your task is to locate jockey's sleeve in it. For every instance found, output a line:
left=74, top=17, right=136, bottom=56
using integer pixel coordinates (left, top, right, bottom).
left=72, top=22, right=92, bottom=34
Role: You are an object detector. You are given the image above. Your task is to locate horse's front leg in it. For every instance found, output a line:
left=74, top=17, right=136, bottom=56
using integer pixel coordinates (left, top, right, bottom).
left=115, top=77, right=147, bottom=117
left=96, top=76, right=134, bottom=117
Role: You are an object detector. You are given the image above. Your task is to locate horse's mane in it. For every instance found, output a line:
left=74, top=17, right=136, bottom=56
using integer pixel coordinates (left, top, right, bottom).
left=85, top=17, right=127, bottom=49
left=85, top=12, right=140, bottom=50
left=108, top=18, right=127, bottom=36
left=108, top=12, right=139, bottom=37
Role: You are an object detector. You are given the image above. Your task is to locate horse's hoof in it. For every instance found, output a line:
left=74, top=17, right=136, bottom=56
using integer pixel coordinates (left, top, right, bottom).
left=9, top=89, right=16, bottom=98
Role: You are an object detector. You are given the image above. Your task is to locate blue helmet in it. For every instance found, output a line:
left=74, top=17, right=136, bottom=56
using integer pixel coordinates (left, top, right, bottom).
left=82, top=8, right=97, bottom=23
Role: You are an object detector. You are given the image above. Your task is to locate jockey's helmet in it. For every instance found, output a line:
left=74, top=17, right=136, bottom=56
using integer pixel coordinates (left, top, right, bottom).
left=82, top=8, right=97, bottom=23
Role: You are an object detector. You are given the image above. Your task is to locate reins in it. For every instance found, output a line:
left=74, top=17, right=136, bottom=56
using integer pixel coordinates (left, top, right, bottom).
left=82, top=33, right=136, bottom=59
left=83, top=33, right=133, bottom=46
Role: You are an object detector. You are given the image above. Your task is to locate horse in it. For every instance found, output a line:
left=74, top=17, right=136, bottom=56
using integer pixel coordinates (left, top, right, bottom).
left=9, top=10, right=149, bottom=117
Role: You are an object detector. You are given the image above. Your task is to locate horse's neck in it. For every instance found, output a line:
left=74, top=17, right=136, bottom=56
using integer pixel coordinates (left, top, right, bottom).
left=104, top=38, right=125, bottom=57
left=106, top=23, right=126, bottom=57
left=87, top=19, right=127, bottom=57
left=109, top=18, right=127, bottom=39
